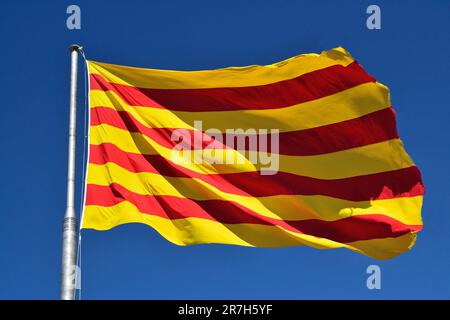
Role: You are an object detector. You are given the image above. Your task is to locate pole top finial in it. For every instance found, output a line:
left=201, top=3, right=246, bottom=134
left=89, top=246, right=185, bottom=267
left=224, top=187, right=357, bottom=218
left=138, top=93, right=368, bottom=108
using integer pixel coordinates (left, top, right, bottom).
left=68, top=44, right=83, bottom=53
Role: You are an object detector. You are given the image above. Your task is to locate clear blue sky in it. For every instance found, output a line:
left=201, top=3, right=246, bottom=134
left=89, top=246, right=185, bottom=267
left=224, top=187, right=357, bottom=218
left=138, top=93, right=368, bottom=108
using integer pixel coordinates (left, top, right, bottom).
left=1, top=0, right=449, bottom=299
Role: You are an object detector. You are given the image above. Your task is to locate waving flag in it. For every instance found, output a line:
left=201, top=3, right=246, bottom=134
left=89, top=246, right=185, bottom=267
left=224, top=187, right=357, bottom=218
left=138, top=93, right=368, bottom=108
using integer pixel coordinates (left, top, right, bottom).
left=82, top=47, right=424, bottom=259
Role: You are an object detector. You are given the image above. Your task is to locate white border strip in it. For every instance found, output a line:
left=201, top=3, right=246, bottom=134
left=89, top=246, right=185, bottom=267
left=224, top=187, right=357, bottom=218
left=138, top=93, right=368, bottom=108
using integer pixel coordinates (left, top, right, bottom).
left=79, top=55, right=91, bottom=230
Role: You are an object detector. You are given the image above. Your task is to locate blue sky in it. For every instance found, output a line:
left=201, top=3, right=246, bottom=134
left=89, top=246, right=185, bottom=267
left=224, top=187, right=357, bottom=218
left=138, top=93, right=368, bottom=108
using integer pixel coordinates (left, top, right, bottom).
left=1, top=0, right=449, bottom=299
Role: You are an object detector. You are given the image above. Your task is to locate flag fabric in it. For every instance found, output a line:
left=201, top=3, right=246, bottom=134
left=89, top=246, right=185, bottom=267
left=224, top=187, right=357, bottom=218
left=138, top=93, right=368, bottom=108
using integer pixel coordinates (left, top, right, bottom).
left=82, top=47, right=424, bottom=259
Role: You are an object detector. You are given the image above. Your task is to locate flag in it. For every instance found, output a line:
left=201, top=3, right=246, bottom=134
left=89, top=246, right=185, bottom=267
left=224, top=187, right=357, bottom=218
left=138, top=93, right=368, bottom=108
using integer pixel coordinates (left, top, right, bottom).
left=82, top=47, right=424, bottom=259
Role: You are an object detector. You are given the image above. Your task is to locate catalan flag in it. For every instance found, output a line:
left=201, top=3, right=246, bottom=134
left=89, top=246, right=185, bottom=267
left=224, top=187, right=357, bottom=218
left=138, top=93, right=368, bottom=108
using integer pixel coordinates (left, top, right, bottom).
left=82, top=47, right=424, bottom=259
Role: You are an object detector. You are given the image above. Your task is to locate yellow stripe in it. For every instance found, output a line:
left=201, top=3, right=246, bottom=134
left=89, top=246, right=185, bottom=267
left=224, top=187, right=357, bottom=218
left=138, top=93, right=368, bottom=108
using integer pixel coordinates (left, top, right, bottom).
left=88, top=47, right=355, bottom=89
left=90, top=124, right=415, bottom=179
left=87, top=162, right=423, bottom=225
left=90, top=82, right=389, bottom=132
left=82, top=201, right=418, bottom=260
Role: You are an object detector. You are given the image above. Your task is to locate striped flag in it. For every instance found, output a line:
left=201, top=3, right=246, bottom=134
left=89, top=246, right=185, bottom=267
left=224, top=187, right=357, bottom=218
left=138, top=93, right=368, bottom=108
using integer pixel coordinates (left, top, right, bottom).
left=82, top=47, right=424, bottom=259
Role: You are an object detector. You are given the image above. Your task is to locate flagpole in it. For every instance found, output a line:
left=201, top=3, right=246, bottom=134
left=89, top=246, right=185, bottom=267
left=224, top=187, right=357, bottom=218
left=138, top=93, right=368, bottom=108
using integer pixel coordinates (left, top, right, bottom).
left=60, top=44, right=82, bottom=300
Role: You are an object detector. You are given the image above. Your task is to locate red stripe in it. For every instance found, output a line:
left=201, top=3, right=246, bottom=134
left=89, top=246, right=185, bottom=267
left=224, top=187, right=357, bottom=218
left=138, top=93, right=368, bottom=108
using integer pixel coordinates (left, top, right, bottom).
left=86, top=183, right=422, bottom=243
left=89, top=143, right=424, bottom=201
left=90, top=106, right=399, bottom=156
left=90, top=62, right=375, bottom=111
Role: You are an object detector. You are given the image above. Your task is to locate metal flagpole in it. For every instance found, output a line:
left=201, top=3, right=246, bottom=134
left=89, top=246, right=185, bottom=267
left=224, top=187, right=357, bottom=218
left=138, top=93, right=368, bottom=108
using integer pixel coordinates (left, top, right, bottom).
left=60, top=44, right=82, bottom=300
